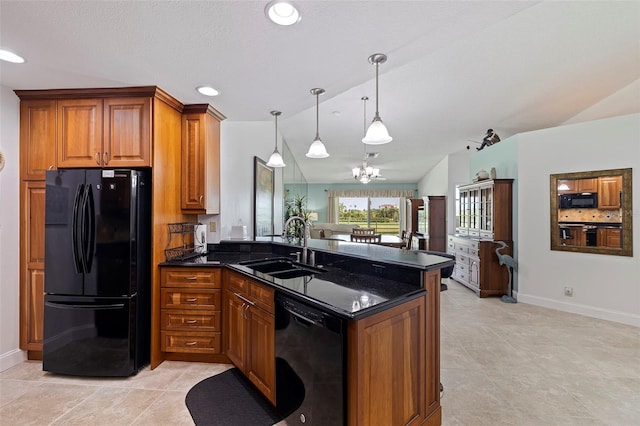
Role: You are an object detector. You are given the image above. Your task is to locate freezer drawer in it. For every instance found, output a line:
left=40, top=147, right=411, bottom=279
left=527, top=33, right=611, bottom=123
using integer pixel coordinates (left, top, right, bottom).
left=43, top=295, right=139, bottom=376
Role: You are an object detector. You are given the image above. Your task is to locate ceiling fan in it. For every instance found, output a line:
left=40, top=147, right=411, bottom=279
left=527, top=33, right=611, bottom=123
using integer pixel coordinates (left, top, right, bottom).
left=350, top=152, right=387, bottom=184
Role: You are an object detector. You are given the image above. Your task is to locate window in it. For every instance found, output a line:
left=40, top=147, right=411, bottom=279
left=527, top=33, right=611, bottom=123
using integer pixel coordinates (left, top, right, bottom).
left=338, top=197, right=400, bottom=235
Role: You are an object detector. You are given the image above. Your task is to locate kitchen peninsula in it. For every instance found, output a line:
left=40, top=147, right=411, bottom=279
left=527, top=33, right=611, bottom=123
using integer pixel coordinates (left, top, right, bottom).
left=159, top=237, right=454, bottom=425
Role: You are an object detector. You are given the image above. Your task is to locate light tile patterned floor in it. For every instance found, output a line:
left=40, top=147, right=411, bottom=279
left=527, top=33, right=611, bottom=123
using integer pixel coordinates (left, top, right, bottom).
left=1, top=280, right=638, bottom=425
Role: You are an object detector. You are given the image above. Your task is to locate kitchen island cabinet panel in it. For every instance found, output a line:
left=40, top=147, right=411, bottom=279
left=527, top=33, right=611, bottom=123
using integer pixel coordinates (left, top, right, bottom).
left=348, top=295, right=428, bottom=426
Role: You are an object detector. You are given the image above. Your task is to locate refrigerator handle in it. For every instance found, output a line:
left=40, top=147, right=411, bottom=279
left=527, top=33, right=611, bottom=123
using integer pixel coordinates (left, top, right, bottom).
left=71, top=184, right=84, bottom=273
left=83, top=184, right=96, bottom=273
left=45, top=301, right=126, bottom=310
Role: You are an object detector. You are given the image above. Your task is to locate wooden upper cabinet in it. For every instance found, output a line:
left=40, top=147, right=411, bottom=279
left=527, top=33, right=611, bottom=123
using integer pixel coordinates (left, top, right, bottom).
left=578, top=178, right=598, bottom=193
left=181, top=104, right=225, bottom=214
left=57, top=97, right=152, bottom=168
left=57, top=99, right=103, bottom=168
left=20, top=100, right=57, bottom=180
left=558, top=178, right=598, bottom=194
left=598, top=176, right=622, bottom=209
left=103, top=97, right=151, bottom=167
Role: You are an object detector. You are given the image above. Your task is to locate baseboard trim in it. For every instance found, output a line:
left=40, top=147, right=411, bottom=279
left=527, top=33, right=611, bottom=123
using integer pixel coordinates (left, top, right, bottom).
left=517, top=293, right=640, bottom=327
left=0, top=348, right=27, bottom=372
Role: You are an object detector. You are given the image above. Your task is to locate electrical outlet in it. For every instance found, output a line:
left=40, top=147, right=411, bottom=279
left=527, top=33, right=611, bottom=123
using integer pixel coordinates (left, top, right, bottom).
left=564, top=287, right=573, bottom=296
left=209, top=221, right=216, bottom=232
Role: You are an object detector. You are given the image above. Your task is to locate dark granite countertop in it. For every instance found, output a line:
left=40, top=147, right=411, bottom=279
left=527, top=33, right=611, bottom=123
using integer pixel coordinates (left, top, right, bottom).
left=558, top=221, right=622, bottom=228
left=160, top=239, right=454, bottom=320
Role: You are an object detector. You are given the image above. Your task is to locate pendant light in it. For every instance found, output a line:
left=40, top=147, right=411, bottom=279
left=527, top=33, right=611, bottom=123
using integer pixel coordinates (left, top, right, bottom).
left=266, top=110, right=286, bottom=168
left=306, top=88, right=329, bottom=158
left=362, top=53, right=392, bottom=145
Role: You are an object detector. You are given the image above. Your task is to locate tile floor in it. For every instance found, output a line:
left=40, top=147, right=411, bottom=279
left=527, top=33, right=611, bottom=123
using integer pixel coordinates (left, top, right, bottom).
left=1, top=280, right=638, bottom=425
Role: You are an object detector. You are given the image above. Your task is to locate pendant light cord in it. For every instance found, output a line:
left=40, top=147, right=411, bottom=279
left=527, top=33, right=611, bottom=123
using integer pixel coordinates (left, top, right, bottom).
left=374, top=61, right=380, bottom=118
left=315, top=92, right=320, bottom=139
left=274, top=113, right=278, bottom=150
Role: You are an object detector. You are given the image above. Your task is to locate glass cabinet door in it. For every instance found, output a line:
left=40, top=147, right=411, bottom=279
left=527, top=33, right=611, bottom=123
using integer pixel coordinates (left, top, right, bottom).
left=480, top=186, right=494, bottom=239
left=469, top=188, right=481, bottom=236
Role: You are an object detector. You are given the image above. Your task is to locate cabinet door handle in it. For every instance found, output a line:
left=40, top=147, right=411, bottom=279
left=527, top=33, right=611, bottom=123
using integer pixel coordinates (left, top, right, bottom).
left=95, top=152, right=101, bottom=165
left=185, top=297, right=198, bottom=302
left=103, top=152, right=110, bottom=165
left=184, top=276, right=198, bottom=280
left=185, top=341, right=198, bottom=346
left=234, top=292, right=255, bottom=307
left=243, top=303, right=251, bottom=320
left=199, top=195, right=204, bottom=206
left=48, top=165, right=54, bottom=170
left=186, top=319, right=197, bottom=324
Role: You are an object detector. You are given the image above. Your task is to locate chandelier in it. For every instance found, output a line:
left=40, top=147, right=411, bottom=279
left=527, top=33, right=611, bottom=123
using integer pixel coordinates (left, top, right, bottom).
left=353, top=96, right=381, bottom=184
left=352, top=162, right=380, bottom=184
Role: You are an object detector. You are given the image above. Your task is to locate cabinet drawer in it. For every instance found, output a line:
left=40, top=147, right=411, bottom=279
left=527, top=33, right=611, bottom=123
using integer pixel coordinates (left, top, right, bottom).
left=479, top=231, right=493, bottom=239
left=455, top=259, right=468, bottom=274
left=454, top=243, right=469, bottom=254
left=249, top=282, right=275, bottom=314
left=468, top=247, right=479, bottom=258
left=161, top=268, right=221, bottom=288
left=226, top=271, right=248, bottom=293
left=161, top=288, right=221, bottom=310
left=453, top=268, right=467, bottom=284
left=161, top=309, right=220, bottom=331
left=161, top=331, right=221, bottom=354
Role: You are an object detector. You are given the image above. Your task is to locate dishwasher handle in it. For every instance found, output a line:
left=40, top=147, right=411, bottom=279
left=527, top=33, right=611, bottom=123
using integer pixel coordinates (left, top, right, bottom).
left=285, top=306, right=322, bottom=327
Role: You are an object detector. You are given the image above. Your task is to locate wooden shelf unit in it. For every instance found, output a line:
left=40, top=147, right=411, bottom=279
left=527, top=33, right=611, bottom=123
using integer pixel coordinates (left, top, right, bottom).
left=450, top=179, right=513, bottom=297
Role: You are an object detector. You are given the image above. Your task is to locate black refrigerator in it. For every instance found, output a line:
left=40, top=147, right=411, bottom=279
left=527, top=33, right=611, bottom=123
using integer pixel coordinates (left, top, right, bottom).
left=43, top=169, right=151, bottom=377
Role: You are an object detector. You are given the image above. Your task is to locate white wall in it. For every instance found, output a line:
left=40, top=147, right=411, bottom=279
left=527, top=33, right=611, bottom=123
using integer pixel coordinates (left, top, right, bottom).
left=517, top=114, right=640, bottom=326
left=213, top=121, right=283, bottom=242
left=417, top=150, right=470, bottom=235
left=0, top=86, right=26, bottom=370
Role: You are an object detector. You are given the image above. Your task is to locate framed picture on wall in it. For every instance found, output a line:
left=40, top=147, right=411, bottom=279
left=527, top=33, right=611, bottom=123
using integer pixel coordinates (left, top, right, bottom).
left=253, top=156, right=274, bottom=238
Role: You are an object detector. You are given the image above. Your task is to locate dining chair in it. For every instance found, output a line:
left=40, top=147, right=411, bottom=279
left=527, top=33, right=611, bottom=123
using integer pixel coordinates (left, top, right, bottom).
left=401, top=231, right=413, bottom=249
left=352, top=227, right=377, bottom=235
left=350, top=232, right=381, bottom=243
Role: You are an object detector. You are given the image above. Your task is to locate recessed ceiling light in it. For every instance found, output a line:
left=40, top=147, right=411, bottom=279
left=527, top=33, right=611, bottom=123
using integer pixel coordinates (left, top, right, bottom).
left=0, top=49, right=25, bottom=63
left=196, top=86, right=219, bottom=97
left=265, top=1, right=301, bottom=26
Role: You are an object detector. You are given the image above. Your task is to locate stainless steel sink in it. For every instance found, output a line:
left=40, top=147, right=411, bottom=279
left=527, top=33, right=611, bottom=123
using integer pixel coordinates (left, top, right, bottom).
left=238, top=257, right=325, bottom=278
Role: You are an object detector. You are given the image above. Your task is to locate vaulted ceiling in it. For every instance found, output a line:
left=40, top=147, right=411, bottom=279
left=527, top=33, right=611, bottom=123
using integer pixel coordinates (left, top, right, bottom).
left=2, top=1, right=638, bottom=183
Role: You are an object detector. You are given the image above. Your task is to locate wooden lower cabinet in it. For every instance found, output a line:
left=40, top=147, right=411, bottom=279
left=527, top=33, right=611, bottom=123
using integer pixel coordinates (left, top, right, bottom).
left=223, top=270, right=276, bottom=405
left=159, top=267, right=225, bottom=359
left=448, top=235, right=510, bottom=297
left=20, top=181, right=46, bottom=355
left=597, top=227, right=621, bottom=248
left=348, top=268, right=441, bottom=425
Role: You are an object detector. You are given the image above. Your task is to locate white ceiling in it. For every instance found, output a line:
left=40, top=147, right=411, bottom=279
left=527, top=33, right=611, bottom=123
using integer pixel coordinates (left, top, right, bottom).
left=2, top=1, right=639, bottom=183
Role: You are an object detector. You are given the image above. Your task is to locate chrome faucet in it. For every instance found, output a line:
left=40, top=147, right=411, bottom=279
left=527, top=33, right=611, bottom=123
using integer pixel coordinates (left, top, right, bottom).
left=282, top=215, right=312, bottom=265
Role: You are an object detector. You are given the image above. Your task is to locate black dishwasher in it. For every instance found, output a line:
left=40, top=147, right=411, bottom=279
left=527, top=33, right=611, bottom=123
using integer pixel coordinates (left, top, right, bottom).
left=274, top=293, right=347, bottom=425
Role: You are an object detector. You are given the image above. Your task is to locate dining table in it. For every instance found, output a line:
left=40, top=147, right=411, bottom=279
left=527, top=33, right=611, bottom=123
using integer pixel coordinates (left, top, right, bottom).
left=323, top=233, right=406, bottom=248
